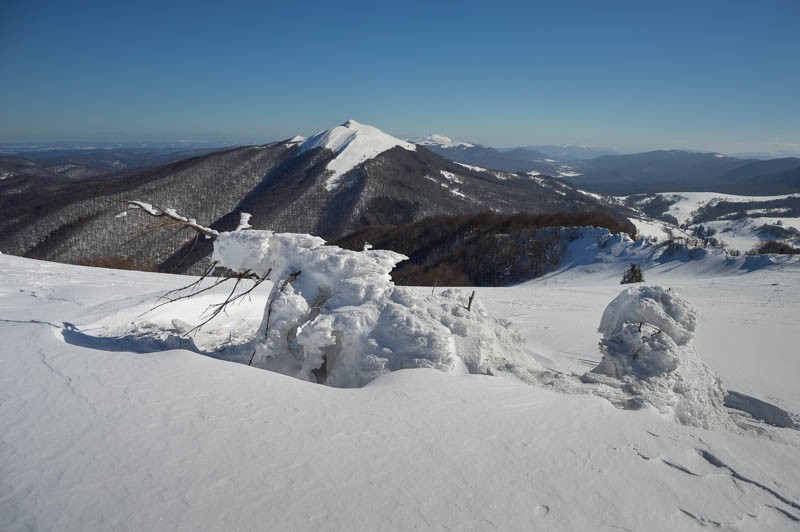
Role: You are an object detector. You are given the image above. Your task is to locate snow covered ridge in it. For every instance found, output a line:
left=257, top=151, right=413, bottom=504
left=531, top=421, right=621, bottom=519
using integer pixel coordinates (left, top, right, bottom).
left=299, top=120, right=416, bottom=192
left=455, top=161, right=486, bottom=172
left=284, top=135, right=306, bottom=147
left=409, top=133, right=475, bottom=148
left=212, top=230, right=542, bottom=387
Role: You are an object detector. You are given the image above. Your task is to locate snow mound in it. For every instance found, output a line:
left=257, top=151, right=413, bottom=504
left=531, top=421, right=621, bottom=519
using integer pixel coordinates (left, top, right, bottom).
left=212, top=230, right=542, bottom=387
left=584, top=286, right=732, bottom=430
left=599, top=285, right=697, bottom=348
left=300, top=120, right=416, bottom=191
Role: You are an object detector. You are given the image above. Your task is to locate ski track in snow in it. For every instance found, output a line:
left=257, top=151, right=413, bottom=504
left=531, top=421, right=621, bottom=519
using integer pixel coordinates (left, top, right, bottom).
left=1, top=246, right=799, bottom=531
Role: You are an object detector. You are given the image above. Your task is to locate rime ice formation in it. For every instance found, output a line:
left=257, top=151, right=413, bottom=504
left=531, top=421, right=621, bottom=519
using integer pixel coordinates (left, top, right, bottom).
left=584, top=286, right=732, bottom=429
left=300, top=120, right=416, bottom=192
left=211, top=230, right=542, bottom=387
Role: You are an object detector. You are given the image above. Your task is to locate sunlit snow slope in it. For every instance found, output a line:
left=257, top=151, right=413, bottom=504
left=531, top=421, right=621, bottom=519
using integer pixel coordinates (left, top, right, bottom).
left=300, top=119, right=416, bottom=191
left=625, top=191, right=800, bottom=252
left=1, top=249, right=799, bottom=531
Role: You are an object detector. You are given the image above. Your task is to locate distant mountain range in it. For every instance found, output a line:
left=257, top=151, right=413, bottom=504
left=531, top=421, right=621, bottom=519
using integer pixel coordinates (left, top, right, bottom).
left=409, top=137, right=800, bottom=196
left=500, top=145, right=617, bottom=161
left=411, top=135, right=616, bottom=162
left=0, top=121, right=628, bottom=273
left=6, top=134, right=798, bottom=198
left=563, top=151, right=800, bottom=196
left=410, top=134, right=570, bottom=176
left=0, top=146, right=223, bottom=181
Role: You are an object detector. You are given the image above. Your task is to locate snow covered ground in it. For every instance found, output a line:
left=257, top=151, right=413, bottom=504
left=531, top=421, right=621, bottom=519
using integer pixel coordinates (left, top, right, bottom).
left=652, top=192, right=800, bottom=227
left=628, top=217, right=677, bottom=242
left=481, top=244, right=800, bottom=413
left=625, top=192, right=800, bottom=253
left=2, top=239, right=799, bottom=530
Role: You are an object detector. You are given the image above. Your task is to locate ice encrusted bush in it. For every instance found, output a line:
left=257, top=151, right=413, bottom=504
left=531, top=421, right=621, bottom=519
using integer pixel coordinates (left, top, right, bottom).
left=620, top=263, right=644, bottom=284
left=582, top=285, right=732, bottom=429
left=212, top=230, right=543, bottom=387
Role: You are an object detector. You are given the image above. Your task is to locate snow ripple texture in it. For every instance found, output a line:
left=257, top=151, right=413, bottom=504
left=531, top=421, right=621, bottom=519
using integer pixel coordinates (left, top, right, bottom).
left=585, top=286, right=732, bottom=430
left=212, top=230, right=542, bottom=387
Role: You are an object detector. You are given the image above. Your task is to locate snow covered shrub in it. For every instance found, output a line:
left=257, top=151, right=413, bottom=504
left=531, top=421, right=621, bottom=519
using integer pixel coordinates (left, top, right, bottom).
left=212, top=230, right=543, bottom=387
left=620, top=263, right=644, bottom=284
left=124, top=202, right=544, bottom=387
left=583, top=286, right=732, bottom=430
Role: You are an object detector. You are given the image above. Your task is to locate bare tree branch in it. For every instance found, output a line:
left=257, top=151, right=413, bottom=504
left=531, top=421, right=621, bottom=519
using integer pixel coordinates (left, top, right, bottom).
left=123, top=200, right=272, bottom=333
left=124, top=200, right=219, bottom=239
left=185, top=271, right=273, bottom=336
left=464, top=290, right=476, bottom=311
left=159, top=261, right=219, bottom=300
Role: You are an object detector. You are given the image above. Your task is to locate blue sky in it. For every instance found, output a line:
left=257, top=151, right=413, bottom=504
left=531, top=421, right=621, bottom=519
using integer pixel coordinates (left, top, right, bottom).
left=1, top=0, right=798, bottom=154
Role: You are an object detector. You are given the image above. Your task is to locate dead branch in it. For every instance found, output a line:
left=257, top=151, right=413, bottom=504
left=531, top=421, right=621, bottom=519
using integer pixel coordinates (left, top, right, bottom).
left=185, top=269, right=272, bottom=336
left=123, top=200, right=271, bottom=334
left=124, top=200, right=219, bottom=239
left=159, top=261, right=219, bottom=300
left=139, top=272, right=229, bottom=317
left=464, top=290, right=476, bottom=311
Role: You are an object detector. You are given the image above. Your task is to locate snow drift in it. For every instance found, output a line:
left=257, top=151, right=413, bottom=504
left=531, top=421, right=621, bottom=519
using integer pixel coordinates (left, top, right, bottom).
left=583, top=286, right=732, bottom=429
left=212, top=230, right=543, bottom=387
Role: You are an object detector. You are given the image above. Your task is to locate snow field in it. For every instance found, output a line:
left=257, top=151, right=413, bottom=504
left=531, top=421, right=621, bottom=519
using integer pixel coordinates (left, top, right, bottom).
left=1, top=226, right=800, bottom=530
left=626, top=192, right=800, bottom=253
left=656, top=192, right=800, bottom=226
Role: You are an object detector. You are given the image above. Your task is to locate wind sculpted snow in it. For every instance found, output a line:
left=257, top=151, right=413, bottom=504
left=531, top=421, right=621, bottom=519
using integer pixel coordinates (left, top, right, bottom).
left=585, top=286, right=732, bottom=430
left=212, top=230, right=543, bottom=386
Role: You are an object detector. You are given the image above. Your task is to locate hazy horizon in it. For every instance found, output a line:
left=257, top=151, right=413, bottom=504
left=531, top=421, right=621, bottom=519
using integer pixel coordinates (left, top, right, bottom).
left=2, top=125, right=798, bottom=159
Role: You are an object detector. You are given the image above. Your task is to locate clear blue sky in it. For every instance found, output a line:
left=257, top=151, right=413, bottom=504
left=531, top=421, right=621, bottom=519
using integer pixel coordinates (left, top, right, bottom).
left=1, top=0, right=798, bottom=154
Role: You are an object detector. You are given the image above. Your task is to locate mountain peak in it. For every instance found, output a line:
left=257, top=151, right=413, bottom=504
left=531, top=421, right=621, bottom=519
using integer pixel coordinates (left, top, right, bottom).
left=300, top=120, right=416, bottom=191
left=410, top=134, right=475, bottom=149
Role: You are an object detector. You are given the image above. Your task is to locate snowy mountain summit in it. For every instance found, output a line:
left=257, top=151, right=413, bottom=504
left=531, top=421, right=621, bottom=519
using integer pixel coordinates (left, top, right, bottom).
left=300, top=119, right=416, bottom=191
left=410, top=133, right=475, bottom=148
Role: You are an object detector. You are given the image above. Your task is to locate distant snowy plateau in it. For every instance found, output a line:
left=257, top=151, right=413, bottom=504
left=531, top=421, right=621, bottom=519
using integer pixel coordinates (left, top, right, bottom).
left=625, top=191, right=800, bottom=253
left=2, top=226, right=799, bottom=531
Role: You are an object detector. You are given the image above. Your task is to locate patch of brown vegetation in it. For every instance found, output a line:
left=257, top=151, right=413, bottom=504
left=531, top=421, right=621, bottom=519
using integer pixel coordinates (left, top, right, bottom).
left=334, top=211, right=634, bottom=286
